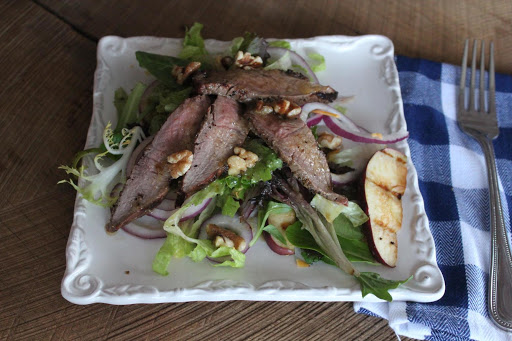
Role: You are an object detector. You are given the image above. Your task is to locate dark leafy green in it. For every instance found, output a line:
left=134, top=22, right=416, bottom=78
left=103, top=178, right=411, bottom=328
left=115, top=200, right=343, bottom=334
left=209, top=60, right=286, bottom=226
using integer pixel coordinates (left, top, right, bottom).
left=356, top=272, right=412, bottom=302
left=135, top=51, right=187, bottom=87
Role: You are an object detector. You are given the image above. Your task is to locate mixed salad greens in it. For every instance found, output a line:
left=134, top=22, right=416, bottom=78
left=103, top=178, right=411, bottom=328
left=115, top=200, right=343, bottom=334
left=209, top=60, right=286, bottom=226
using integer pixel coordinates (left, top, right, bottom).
left=60, top=23, right=411, bottom=301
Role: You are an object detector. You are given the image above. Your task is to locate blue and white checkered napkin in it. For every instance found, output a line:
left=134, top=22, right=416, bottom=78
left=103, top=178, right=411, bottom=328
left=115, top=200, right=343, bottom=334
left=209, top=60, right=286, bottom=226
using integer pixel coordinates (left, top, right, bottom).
left=354, top=56, right=512, bottom=340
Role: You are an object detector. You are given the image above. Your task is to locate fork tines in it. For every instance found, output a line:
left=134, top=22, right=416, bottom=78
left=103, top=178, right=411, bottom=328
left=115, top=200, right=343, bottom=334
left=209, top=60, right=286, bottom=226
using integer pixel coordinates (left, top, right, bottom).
left=459, top=39, right=495, bottom=116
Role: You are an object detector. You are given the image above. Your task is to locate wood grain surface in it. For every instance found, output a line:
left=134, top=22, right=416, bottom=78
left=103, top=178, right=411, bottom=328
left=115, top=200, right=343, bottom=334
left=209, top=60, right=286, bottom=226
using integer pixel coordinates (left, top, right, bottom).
left=1, top=1, right=511, bottom=340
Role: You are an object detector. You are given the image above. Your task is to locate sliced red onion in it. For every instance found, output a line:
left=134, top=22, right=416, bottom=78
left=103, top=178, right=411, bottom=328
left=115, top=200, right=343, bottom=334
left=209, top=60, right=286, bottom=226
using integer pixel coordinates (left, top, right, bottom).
left=122, top=215, right=166, bottom=239
left=306, top=114, right=323, bottom=128
left=198, top=214, right=253, bottom=263
left=180, top=198, right=213, bottom=222
left=331, top=171, right=359, bottom=186
left=149, top=207, right=173, bottom=221
left=263, top=231, right=295, bottom=255
left=302, top=103, right=408, bottom=144
left=126, top=135, right=154, bottom=177
left=302, top=103, right=363, bottom=132
left=323, top=116, right=409, bottom=144
left=139, top=80, right=160, bottom=114
left=155, top=198, right=176, bottom=211
left=267, top=47, right=319, bottom=84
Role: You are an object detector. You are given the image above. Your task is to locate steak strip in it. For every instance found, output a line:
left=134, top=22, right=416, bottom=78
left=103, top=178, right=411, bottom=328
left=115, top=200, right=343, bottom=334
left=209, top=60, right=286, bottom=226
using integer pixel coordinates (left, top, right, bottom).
left=182, top=96, right=249, bottom=194
left=193, top=68, right=337, bottom=105
left=107, top=95, right=211, bottom=232
left=246, top=111, right=347, bottom=205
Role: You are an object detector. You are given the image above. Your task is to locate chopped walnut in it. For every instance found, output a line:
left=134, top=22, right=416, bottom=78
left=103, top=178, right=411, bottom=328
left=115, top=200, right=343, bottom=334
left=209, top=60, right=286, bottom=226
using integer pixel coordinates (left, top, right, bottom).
left=207, top=224, right=247, bottom=251
left=317, top=132, right=342, bottom=150
left=227, top=147, right=259, bottom=176
left=253, top=100, right=273, bottom=115
left=273, top=99, right=302, bottom=118
left=234, top=51, right=263, bottom=70
left=167, top=150, right=193, bottom=179
left=172, top=61, right=201, bottom=84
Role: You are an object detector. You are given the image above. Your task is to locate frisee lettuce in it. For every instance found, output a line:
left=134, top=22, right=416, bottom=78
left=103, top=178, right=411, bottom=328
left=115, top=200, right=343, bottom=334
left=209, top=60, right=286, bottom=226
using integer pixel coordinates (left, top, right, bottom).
left=58, top=123, right=145, bottom=207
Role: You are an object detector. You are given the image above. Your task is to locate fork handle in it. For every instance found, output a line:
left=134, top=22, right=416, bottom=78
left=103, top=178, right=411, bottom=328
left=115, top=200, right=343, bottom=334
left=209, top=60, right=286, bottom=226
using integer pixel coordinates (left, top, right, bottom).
left=477, top=136, right=512, bottom=330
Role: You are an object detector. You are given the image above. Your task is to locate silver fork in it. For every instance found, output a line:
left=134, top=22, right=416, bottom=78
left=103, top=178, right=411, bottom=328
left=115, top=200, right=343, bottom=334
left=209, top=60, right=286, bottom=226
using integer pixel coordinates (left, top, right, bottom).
left=458, top=39, right=512, bottom=331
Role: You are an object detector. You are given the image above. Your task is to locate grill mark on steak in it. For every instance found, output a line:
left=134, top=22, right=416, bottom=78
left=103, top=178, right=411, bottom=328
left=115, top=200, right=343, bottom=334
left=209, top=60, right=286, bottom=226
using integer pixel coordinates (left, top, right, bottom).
left=182, top=96, right=249, bottom=194
left=246, top=111, right=348, bottom=205
left=107, top=95, right=211, bottom=232
left=193, top=68, right=338, bottom=105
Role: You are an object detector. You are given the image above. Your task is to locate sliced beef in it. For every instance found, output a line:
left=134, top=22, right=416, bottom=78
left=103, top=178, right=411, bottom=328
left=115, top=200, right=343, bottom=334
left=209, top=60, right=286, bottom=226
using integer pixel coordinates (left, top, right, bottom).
left=193, top=68, right=337, bottom=105
left=107, top=95, right=211, bottom=232
left=182, top=96, right=249, bottom=194
left=246, top=111, right=348, bottom=205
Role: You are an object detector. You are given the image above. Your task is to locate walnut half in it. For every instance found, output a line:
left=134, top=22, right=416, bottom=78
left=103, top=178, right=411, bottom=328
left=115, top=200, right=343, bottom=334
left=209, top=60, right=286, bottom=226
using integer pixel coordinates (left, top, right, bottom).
left=167, top=150, right=193, bottom=179
left=206, top=224, right=247, bottom=251
left=172, top=61, right=201, bottom=85
left=317, top=132, right=342, bottom=150
left=227, top=147, right=259, bottom=176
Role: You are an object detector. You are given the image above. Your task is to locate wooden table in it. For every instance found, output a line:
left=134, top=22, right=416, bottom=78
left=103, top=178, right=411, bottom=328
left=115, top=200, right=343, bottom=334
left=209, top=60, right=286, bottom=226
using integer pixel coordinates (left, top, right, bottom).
left=2, top=1, right=511, bottom=340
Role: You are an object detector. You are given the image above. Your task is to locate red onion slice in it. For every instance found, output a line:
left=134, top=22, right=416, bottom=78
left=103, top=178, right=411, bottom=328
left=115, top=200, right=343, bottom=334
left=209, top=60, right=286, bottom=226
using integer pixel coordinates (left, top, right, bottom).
left=122, top=215, right=166, bottom=239
left=323, top=116, right=409, bottom=144
left=263, top=231, right=295, bottom=255
left=180, top=197, right=213, bottom=222
left=155, top=198, right=176, bottom=211
left=302, top=103, right=364, bottom=132
left=267, top=47, right=320, bottom=84
left=331, top=172, right=359, bottom=186
left=149, top=208, right=173, bottom=221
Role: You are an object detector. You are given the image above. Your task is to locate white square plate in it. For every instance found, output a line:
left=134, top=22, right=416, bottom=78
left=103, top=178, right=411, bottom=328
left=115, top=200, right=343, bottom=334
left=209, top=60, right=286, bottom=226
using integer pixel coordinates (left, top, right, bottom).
left=61, top=35, right=445, bottom=304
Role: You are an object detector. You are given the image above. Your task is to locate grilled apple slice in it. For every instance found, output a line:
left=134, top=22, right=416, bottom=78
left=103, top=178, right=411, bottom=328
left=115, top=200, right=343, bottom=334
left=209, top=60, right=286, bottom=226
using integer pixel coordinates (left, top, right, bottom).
left=363, top=148, right=407, bottom=267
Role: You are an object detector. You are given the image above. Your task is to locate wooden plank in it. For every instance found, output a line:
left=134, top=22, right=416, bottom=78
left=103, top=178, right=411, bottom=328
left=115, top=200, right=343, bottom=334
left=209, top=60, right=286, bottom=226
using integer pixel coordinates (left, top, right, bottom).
left=37, top=0, right=512, bottom=74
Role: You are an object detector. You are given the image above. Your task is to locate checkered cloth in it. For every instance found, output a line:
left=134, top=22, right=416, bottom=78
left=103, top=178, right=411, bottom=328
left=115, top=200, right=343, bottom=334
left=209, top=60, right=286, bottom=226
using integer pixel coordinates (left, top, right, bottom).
left=354, top=56, right=512, bottom=340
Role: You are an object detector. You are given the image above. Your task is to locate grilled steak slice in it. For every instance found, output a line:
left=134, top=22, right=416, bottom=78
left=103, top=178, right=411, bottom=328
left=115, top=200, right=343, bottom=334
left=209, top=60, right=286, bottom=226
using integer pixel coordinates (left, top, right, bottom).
left=182, top=96, right=249, bottom=194
left=107, top=95, right=211, bottom=232
left=246, top=111, right=348, bottom=205
left=193, top=68, right=337, bottom=105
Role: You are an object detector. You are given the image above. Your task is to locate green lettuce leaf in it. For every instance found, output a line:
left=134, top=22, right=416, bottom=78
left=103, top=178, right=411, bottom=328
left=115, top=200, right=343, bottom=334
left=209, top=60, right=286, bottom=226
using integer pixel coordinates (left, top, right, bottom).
left=115, top=82, right=147, bottom=131
left=356, top=272, right=412, bottom=302
left=268, top=40, right=291, bottom=49
left=152, top=232, right=195, bottom=275
left=263, top=224, right=287, bottom=245
left=135, top=51, right=187, bottom=87
left=114, top=87, right=128, bottom=117
left=332, top=213, right=365, bottom=240
left=251, top=201, right=293, bottom=247
left=286, top=221, right=406, bottom=300
left=179, top=22, right=208, bottom=61
left=308, top=53, right=326, bottom=72
left=189, top=242, right=245, bottom=268
left=300, top=249, right=325, bottom=265
left=221, top=196, right=240, bottom=217
left=311, top=194, right=368, bottom=227
left=243, top=139, right=283, bottom=182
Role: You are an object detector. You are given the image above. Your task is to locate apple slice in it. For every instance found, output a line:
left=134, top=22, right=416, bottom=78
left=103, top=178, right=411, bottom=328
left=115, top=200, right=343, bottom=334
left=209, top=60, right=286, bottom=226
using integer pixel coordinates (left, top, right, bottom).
left=363, top=148, right=407, bottom=267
